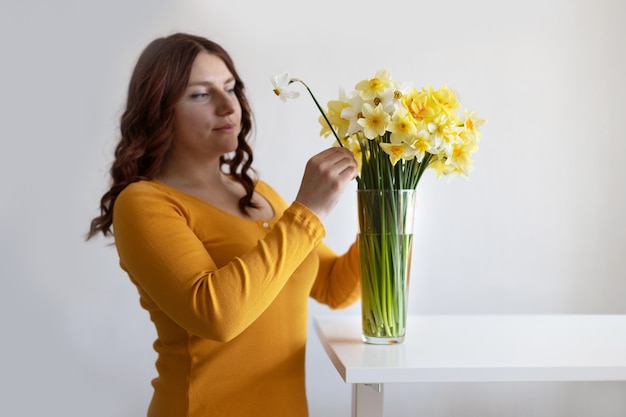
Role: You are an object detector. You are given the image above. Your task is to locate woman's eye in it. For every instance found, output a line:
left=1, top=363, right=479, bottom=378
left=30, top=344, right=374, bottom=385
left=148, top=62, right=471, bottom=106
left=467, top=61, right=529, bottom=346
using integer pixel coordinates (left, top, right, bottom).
left=191, top=92, right=210, bottom=99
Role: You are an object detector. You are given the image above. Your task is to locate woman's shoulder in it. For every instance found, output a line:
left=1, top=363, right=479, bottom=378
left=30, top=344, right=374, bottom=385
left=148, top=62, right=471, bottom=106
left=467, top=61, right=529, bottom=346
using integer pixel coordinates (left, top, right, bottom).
left=115, top=180, right=186, bottom=214
left=118, top=179, right=171, bottom=200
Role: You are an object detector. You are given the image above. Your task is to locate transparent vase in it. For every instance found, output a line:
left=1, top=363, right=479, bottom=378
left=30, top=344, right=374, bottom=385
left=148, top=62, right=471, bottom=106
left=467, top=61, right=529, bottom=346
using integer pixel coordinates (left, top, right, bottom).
left=357, top=189, right=416, bottom=344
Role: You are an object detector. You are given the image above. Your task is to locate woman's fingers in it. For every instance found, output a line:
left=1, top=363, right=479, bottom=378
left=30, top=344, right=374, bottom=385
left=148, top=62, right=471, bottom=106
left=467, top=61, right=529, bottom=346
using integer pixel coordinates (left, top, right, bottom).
left=295, top=147, right=358, bottom=220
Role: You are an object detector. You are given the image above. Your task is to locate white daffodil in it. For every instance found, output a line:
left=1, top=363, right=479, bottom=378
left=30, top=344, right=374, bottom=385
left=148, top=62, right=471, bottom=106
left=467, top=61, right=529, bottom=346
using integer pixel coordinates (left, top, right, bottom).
left=271, top=73, right=300, bottom=102
left=340, top=94, right=365, bottom=136
left=375, top=79, right=410, bottom=115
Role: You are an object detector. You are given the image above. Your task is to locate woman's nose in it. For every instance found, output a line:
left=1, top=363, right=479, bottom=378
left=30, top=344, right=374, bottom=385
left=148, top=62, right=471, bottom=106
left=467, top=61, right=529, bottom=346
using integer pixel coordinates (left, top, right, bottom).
left=216, top=91, right=236, bottom=115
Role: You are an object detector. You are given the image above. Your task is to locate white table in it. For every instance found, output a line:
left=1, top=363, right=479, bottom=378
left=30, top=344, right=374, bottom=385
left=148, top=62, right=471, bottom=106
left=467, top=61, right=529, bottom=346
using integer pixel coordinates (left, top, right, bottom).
left=313, top=315, right=626, bottom=417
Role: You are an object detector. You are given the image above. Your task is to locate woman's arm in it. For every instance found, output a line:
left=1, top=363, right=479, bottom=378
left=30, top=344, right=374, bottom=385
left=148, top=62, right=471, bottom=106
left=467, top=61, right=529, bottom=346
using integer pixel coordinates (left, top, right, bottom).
left=309, top=240, right=361, bottom=309
left=113, top=184, right=324, bottom=342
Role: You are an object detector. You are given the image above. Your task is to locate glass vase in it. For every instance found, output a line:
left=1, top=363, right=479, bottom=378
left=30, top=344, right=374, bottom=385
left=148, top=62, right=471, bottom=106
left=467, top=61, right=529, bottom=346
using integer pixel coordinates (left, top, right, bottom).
left=357, top=189, right=416, bottom=344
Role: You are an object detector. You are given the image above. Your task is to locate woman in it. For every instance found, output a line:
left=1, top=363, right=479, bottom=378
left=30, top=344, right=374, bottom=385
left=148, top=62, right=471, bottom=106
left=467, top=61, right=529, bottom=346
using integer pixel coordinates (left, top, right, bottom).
left=87, top=33, right=360, bottom=416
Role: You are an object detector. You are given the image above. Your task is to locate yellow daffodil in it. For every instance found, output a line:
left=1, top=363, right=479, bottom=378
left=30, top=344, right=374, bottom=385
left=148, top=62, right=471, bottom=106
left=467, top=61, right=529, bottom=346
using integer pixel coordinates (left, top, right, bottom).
left=357, top=103, right=391, bottom=139
left=380, top=142, right=418, bottom=166
left=428, top=157, right=449, bottom=178
left=461, top=110, right=486, bottom=141
left=430, top=137, right=477, bottom=178
left=271, top=73, right=299, bottom=102
left=430, top=84, right=461, bottom=114
left=446, top=140, right=475, bottom=174
left=355, top=69, right=394, bottom=101
left=388, top=108, right=417, bottom=145
left=320, top=98, right=351, bottom=138
left=403, top=87, right=438, bottom=122
left=409, top=130, right=433, bottom=163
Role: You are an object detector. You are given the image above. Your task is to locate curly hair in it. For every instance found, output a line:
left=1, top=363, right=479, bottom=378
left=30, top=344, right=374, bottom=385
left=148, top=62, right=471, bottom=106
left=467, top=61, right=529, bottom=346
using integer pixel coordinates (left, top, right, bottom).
left=87, top=33, right=256, bottom=239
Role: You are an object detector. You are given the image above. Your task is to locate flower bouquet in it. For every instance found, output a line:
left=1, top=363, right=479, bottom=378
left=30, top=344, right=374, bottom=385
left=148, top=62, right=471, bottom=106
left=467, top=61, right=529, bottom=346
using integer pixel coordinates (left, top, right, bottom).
left=273, top=70, right=485, bottom=343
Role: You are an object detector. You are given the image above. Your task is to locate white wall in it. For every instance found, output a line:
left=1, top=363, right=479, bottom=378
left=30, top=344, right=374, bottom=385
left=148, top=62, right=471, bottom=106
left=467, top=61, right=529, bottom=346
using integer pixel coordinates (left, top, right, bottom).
left=1, top=0, right=625, bottom=416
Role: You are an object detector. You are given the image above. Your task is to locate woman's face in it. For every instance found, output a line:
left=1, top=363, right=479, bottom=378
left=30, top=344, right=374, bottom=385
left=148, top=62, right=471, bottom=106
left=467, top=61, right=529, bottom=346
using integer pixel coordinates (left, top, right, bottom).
left=170, top=52, right=242, bottom=161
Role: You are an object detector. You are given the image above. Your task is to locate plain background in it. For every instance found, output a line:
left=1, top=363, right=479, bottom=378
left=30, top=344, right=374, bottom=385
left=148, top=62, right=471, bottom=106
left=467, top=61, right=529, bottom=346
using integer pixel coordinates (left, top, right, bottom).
left=1, top=0, right=625, bottom=416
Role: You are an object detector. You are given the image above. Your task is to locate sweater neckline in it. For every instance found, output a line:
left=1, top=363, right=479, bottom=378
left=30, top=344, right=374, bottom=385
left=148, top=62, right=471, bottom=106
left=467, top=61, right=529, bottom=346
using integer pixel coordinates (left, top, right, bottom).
left=150, top=179, right=278, bottom=226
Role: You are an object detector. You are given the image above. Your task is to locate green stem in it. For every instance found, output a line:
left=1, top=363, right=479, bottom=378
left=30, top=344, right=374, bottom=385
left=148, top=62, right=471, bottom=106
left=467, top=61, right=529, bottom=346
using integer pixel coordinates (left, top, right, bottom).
left=289, top=78, right=343, bottom=149
left=358, top=189, right=414, bottom=340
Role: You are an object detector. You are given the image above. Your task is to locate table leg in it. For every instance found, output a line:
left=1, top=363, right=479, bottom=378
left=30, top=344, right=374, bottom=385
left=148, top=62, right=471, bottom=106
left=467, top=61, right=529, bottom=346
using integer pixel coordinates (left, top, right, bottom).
left=351, top=383, right=384, bottom=417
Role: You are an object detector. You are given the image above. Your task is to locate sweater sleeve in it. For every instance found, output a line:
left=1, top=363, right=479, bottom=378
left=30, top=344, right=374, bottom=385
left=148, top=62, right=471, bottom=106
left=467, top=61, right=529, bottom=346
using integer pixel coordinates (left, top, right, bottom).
left=309, top=239, right=361, bottom=309
left=113, top=183, right=325, bottom=342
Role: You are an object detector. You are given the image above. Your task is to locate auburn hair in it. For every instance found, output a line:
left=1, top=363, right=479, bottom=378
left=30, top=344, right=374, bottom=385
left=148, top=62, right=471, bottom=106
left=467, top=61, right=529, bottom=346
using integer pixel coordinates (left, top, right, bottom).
left=87, top=33, right=256, bottom=239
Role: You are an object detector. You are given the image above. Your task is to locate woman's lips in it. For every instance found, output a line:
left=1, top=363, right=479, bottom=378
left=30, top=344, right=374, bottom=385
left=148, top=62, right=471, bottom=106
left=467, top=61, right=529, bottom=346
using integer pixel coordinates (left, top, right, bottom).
left=214, top=123, right=236, bottom=132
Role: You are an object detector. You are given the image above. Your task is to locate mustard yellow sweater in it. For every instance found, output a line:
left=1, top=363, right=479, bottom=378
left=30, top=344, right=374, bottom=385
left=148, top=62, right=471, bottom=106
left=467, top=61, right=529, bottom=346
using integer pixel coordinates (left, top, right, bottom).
left=112, top=179, right=360, bottom=417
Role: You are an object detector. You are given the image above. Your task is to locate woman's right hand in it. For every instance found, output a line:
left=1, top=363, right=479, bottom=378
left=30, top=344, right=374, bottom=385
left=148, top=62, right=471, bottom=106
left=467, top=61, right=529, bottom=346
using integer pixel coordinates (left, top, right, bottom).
left=295, top=147, right=358, bottom=220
